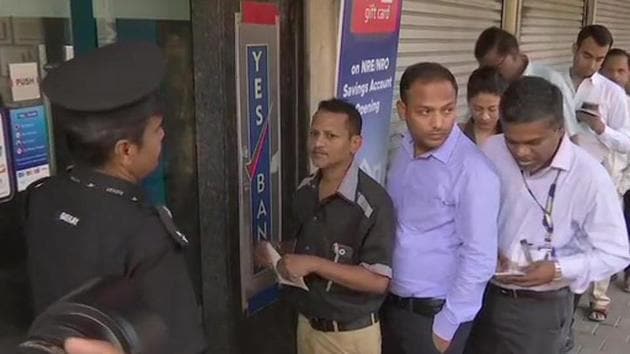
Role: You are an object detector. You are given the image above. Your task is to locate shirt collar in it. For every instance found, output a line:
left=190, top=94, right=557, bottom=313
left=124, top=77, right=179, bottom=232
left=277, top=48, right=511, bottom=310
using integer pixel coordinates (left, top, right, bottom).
left=530, top=134, right=573, bottom=176
left=337, top=160, right=359, bottom=201
left=308, top=160, right=360, bottom=202
left=567, top=68, right=603, bottom=87
left=523, top=60, right=533, bottom=76
left=403, top=125, right=462, bottom=164
left=550, top=135, right=573, bottom=171
left=69, top=165, right=147, bottom=203
left=590, top=71, right=604, bottom=85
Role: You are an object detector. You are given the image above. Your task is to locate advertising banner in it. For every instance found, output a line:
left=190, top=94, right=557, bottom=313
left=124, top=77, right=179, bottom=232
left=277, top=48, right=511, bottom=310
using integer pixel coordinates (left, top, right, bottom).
left=336, top=0, right=402, bottom=183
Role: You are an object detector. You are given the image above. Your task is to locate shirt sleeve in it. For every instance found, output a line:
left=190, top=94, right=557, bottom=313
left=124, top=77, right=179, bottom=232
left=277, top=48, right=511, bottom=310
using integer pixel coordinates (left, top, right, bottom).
left=596, top=88, right=630, bottom=153
left=358, top=193, right=396, bottom=278
left=433, top=163, right=500, bottom=340
left=549, top=72, right=580, bottom=136
left=125, top=214, right=172, bottom=277
left=557, top=169, right=630, bottom=293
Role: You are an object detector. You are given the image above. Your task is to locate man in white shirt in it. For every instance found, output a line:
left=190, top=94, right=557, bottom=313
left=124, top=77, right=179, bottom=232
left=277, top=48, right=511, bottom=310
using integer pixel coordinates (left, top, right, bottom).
left=474, top=27, right=574, bottom=129
left=600, top=48, right=630, bottom=294
left=559, top=26, right=630, bottom=322
left=465, top=77, right=630, bottom=354
left=561, top=25, right=630, bottom=163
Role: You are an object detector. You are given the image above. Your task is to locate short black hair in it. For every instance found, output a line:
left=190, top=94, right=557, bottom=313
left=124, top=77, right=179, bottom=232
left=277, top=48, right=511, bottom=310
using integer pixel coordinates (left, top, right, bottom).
left=467, top=66, right=508, bottom=101
left=399, top=62, right=458, bottom=103
left=577, top=25, right=613, bottom=48
left=500, top=77, right=564, bottom=128
left=474, top=27, right=519, bottom=61
left=60, top=92, right=162, bottom=167
left=316, top=98, right=362, bottom=136
left=603, top=48, right=630, bottom=67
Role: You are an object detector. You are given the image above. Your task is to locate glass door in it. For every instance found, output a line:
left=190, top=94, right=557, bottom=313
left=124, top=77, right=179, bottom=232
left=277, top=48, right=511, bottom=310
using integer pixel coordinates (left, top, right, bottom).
left=91, top=0, right=202, bottom=296
left=0, top=0, right=72, bottom=350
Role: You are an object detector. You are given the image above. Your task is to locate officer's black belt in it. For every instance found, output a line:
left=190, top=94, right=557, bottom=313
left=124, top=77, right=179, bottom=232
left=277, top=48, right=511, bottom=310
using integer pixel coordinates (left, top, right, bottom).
left=489, top=283, right=571, bottom=300
left=386, top=293, right=445, bottom=317
left=308, top=313, right=378, bottom=332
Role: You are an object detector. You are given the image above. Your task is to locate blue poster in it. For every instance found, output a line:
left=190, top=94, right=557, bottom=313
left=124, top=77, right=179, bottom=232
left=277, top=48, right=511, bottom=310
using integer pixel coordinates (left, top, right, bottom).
left=9, top=105, right=50, bottom=191
left=336, top=0, right=402, bottom=184
left=246, top=45, right=273, bottom=273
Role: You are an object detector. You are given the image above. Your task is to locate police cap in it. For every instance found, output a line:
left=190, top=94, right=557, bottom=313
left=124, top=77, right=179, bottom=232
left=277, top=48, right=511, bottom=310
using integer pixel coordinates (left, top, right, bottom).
left=42, top=41, right=165, bottom=112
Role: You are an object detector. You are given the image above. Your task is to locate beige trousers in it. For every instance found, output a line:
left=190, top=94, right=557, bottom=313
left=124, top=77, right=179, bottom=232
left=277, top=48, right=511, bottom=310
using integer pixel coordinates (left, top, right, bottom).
left=589, top=277, right=612, bottom=309
left=296, top=314, right=381, bottom=354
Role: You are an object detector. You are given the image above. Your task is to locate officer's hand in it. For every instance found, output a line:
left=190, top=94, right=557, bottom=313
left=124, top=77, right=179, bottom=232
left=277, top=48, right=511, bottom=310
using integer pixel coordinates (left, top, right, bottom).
left=432, top=332, right=450, bottom=353
left=500, top=260, right=555, bottom=287
left=64, top=338, right=123, bottom=354
left=277, top=254, right=319, bottom=280
left=254, top=241, right=274, bottom=268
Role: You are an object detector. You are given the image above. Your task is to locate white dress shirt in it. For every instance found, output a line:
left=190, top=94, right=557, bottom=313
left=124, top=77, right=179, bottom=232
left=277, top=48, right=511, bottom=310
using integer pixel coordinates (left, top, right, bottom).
left=523, top=61, right=576, bottom=133
left=604, top=95, right=630, bottom=197
left=483, top=134, right=630, bottom=293
left=560, top=70, right=630, bottom=161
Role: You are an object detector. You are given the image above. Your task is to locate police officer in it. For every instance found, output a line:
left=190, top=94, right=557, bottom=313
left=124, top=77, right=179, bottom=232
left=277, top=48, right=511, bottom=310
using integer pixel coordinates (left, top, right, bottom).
left=257, top=98, right=395, bottom=354
left=25, top=42, right=206, bottom=354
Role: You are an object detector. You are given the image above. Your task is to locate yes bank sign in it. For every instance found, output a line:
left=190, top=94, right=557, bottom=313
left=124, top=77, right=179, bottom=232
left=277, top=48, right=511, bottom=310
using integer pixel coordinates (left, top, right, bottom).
left=236, top=6, right=282, bottom=315
left=246, top=45, right=272, bottom=247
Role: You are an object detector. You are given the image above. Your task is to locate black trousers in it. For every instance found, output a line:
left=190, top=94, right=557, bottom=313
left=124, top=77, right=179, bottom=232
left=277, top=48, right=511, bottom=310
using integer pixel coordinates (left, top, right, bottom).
left=465, top=288, right=573, bottom=354
left=382, top=302, right=473, bottom=354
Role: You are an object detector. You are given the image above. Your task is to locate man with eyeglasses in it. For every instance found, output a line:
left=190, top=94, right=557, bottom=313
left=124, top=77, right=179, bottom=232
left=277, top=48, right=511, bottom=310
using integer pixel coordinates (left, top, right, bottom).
left=474, top=27, right=574, bottom=133
left=464, top=77, right=630, bottom=354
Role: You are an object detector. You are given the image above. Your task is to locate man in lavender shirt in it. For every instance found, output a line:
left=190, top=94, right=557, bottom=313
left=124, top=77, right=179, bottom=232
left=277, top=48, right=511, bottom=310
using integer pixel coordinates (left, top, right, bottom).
left=382, top=62, right=500, bottom=354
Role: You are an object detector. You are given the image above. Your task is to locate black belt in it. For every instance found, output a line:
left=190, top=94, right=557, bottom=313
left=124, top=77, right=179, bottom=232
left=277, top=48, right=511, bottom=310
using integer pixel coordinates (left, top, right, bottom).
left=308, top=313, right=378, bottom=332
left=386, top=293, right=445, bottom=317
left=489, top=283, right=571, bottom=300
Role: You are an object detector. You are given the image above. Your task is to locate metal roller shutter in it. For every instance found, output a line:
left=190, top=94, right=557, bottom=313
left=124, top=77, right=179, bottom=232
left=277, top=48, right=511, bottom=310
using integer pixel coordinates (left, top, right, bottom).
left=390, top=0, right=503, bottom=151
left=594, top=0, right=630, bottom=52
left=519, top=0, right=585, bottom=71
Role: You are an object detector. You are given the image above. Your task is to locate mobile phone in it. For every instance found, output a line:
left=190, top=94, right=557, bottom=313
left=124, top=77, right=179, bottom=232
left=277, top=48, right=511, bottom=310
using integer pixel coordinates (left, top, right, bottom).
left=494, top=271, right=525, bottom=277
left=576, top=108, right=598, bottom=117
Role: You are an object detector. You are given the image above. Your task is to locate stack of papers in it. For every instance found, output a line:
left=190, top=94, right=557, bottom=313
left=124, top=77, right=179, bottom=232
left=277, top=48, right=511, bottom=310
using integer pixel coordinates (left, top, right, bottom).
left=264, top=242, right=309, bottom=291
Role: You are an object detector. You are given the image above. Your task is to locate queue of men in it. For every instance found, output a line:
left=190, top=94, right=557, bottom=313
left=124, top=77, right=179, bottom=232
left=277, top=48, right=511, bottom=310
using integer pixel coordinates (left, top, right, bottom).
left=256, top=24, right=630, bottom=354
left=24, top=21, right=630, bottom=354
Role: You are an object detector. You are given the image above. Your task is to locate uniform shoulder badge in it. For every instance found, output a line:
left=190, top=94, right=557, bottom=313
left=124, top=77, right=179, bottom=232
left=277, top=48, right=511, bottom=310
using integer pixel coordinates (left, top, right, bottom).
left=155, top=205, right=189, bottom=248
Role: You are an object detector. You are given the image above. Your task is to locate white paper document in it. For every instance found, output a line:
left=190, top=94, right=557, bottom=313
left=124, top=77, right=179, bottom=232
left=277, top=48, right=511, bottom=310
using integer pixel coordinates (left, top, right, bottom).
left=264, top=242, right=309, bottom=291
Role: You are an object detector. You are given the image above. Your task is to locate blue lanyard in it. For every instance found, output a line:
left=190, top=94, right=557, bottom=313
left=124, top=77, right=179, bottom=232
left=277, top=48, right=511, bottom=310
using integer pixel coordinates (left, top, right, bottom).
left=521, top=170, right=561, bottom=258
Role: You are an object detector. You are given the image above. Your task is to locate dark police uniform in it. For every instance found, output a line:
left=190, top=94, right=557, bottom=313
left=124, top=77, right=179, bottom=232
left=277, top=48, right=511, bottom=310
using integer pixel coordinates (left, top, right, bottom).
left=25, top=42, right=206, bottom=354
left=284, top=162, right=395, bottom=332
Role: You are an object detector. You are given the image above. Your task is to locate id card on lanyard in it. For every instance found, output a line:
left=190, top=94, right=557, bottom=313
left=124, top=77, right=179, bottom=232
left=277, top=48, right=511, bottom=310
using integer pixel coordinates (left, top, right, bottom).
left=521, top=169, right=561, bottom=260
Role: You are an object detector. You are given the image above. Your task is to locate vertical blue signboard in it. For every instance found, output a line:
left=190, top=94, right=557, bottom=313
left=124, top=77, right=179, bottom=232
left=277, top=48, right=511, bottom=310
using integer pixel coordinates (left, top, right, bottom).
left=246, top=45, right=272, bottom=249
left=336, top=0, right=402, bottom=184
left=9, top=105, right=51, bottom=191
left=236, top=2, right=283, bottom=315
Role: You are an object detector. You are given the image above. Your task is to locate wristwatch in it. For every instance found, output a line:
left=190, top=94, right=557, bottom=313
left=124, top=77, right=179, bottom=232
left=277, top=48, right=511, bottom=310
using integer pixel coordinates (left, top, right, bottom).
left=553, top=261, right=563, bottom=282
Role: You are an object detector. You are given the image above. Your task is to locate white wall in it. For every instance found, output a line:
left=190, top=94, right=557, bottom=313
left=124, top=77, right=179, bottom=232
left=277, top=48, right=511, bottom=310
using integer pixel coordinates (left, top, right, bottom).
left=0, top=0, right=70, bottom=18
left=0, top=0, right=190, bottom=20
left=94, top=0, right=190, bottom=21
left=305, top=0, right=340, bottom=117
